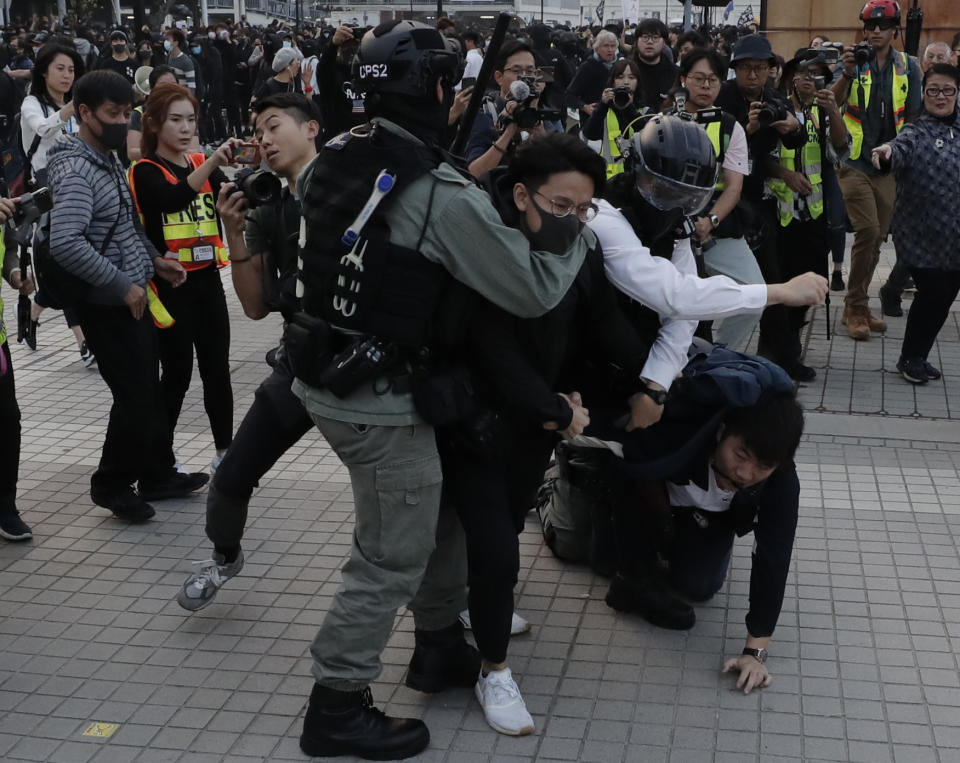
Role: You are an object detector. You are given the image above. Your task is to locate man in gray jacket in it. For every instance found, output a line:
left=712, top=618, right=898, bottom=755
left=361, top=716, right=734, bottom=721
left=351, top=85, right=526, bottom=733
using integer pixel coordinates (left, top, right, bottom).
left=47, top=70, right=208, bottom=522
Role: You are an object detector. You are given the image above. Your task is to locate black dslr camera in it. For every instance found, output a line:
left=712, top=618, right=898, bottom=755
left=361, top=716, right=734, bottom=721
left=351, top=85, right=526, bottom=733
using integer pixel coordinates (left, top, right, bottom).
left=9, top=187, right=53, bottom=244
left=853, top=42, right=875, bottom=67
left=612, top=85, right=633, bottom=109
left=757, top=100, right=789, bottom=124
left=228, top=169, right=282, bottom=209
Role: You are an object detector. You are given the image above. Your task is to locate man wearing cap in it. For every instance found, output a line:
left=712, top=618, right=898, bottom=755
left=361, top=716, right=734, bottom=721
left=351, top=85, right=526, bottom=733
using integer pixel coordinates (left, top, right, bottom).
left=252, top=45, right=305, bottom=103
left=716, top=34, right=809, bottom=380
left=831, top=0, right=921, bottom=339
left=99, top=30, right=136, bottom=85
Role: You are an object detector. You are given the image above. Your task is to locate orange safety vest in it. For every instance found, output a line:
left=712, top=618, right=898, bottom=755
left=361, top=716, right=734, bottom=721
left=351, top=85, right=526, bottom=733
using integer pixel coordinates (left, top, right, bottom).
left=128, top=153, right=229, bottom=270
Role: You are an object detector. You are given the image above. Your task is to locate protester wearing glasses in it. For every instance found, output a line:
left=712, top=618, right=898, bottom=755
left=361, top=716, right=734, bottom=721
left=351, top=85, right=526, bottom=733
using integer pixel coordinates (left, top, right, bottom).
left=631, top=18, right=678, bottom=112
left=831, top=0, right=921, bottom=341
left=871, top=64, right=960, bottom=384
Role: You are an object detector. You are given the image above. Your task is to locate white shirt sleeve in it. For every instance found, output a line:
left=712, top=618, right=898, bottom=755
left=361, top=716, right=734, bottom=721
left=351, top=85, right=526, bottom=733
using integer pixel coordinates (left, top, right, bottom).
left=722, top=120, right=749, bottom=176
left=589, top=199, right=768, bottom=387
left=640, top=239, right=697, bottom=390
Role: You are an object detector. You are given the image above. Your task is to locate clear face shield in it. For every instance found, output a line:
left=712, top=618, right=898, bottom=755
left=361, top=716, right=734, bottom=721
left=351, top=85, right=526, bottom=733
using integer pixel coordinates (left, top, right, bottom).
left=629, top=141, right=717, bottom=217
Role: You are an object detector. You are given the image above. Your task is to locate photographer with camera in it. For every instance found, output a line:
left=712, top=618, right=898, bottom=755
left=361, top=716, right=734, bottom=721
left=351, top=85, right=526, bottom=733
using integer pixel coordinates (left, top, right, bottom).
left=582, top=59, right=647, bottom=178
left=128, top=83, right=236, bottom=473
left=830, top=0, right=921, bottom=340
left=676, top=48, right=765, bottom=353
left=566, top=31, right=620, bottom=128
left=466, top=41, right=550, bottom=179
left=47, top=70, right=208, bottom=522
left=716, top=34, right=810, bottom=379
left=766, top=52, right=850, bottom=379
left=177, top=93, right=318, bottom=611
left=0, top=195, right=33, bottom=541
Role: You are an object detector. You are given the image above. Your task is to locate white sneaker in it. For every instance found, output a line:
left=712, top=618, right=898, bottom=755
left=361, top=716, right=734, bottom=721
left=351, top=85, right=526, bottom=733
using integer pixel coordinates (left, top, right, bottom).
left=459, top=609, right=531, bottom=636
left=475, top=668, right=535, bottom=736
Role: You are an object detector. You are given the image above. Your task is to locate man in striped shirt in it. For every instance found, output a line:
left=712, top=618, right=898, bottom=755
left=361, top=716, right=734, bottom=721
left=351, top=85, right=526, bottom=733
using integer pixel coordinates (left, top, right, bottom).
left=164, top=29, right=196, bottom=94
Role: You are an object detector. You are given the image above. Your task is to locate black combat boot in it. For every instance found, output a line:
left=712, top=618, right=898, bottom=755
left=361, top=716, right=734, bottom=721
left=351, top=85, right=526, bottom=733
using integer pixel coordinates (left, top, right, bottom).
left=404, top=621, right=481, bottom=693
left=605, top=572, right=696, bottom=630
left=299, top=683, right=429, bottom=760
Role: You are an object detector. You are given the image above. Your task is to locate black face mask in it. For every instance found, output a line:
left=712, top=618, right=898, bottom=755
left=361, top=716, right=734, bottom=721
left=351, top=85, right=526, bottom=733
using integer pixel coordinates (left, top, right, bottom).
left=91, top=113, right=128, bottom=151
left=112, top=43, right=126, bottom=54
left=138, top=48, right=152, bottom=60
left=521, top=196, right=584, bottom=254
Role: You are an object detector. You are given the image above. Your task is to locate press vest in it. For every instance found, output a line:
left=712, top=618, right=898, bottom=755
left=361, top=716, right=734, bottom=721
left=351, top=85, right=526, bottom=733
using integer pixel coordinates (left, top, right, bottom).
left=298, top=124, right=451, bottom=349
left=766, top=107, right=824, bottom=226
left=844, top=49, right=910, bottom=160
left=128, top=153, right=229, bottom=271
left=601, top=111, right=644, bottom=179
left=703, top=113, right=736, bottom=193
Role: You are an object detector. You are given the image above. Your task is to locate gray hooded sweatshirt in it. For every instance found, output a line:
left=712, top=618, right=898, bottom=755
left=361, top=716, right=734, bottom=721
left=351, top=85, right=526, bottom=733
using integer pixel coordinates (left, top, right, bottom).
left=47, top=134, right=159, bottom=305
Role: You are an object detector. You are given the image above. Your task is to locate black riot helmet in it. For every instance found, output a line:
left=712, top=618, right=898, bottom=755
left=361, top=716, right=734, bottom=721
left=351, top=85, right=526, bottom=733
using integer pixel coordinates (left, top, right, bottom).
left=353, top=20, right=463, bottom=99
left=624, top=114, right=718, bottom=217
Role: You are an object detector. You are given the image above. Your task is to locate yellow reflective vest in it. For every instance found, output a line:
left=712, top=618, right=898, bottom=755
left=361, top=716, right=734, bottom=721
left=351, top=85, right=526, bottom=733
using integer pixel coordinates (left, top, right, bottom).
left=704, top=117, right=735, bottom=192
left=600, top=110, right=644, bottom=179
left=844, top=49, right=910, bottom=160
left=766, top=106, right=824, bottom=227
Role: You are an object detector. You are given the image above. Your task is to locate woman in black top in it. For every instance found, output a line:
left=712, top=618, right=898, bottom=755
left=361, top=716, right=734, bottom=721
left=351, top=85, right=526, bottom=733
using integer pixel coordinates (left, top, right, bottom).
left=129, top=83, right=238, bottom=472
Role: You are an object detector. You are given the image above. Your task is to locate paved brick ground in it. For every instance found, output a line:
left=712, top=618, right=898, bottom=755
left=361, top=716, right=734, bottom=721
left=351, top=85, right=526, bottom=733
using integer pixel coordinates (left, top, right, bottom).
left=2, top=242, right=959, bottom=762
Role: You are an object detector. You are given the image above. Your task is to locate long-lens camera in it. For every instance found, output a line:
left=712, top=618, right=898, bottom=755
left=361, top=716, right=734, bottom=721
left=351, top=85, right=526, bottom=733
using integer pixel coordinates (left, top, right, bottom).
left=613, top=85, right=633, bottom=109
left=757, top=101, right=788, bottom=124
left=853, top=42, right=875, bottom=67
left=229, top=168, right=282, bottom=209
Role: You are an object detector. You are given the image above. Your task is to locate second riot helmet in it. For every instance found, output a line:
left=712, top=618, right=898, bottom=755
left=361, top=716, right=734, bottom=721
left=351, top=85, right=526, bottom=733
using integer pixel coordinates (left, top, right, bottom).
left=625, top=114, right=718, bottom=217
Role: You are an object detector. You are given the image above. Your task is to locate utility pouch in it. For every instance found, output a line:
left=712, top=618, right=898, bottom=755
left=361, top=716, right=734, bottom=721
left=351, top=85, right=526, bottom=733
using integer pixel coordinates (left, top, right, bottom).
left=318, top=336, right=402, bottom=399
left=283, top=311, right=334, bottom=387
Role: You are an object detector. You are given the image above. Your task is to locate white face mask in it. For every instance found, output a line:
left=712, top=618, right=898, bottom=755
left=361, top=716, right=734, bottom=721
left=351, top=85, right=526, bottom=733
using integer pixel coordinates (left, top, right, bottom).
left=163, top=39, right=173, bottom=52
left=208, top=31, right=215, bottom=39
left=219, top=30, right=228, bottom=40
left=282, top=40, right=292, bottom=48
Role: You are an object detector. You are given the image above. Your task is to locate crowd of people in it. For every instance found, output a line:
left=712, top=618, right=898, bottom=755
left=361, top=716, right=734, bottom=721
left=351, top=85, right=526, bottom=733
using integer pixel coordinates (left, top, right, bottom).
left=0, top=0, right=957, bottom=759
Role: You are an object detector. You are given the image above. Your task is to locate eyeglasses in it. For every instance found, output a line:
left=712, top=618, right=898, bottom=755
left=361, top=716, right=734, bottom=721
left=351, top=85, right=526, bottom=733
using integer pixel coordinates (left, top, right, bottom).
left=533, top=191, right=599, bottom=222
left=686, top=73, right=720, bottom=87
left=638, top=34, right=663, bottom=43
left=924, top=86, right=958, bottom=97
left=503, top=66, right=538, bottom=77
left=736, top=63, right=769, bottom=75
left=863, top=20, right=896, bottom=31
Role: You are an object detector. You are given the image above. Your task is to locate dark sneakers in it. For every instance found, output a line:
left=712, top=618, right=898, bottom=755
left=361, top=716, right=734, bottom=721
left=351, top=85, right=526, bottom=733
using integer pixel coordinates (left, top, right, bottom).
left=898, top=358, right=941, bottom=384
left=300, top=684, right=429, bottom=760
left=90, top=487, right=156, bottom=522
left=405, top=621, right=481, bottom=694
left=139, top=471, right=209, bottom=502
left=0, top=510, right=33, bottom=541
left=605, top=573, right=696, bottom=630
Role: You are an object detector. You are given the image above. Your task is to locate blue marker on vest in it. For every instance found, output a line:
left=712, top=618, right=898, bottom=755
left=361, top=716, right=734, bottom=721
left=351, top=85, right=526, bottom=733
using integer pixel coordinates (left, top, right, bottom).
left=341, top=170, right=396, bottom=245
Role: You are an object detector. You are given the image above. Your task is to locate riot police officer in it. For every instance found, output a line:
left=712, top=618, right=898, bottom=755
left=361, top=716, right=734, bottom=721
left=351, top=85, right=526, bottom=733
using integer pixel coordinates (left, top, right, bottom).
left=291, top=20, right=593, bottom=760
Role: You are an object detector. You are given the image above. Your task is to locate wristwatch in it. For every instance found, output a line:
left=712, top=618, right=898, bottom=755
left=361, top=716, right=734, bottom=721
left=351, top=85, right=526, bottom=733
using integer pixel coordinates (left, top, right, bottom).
left=708, top=213, right=720, bottom=229
left=742, top=647, right=768, bottom=664
left=638, top=379, right=667, bottom=406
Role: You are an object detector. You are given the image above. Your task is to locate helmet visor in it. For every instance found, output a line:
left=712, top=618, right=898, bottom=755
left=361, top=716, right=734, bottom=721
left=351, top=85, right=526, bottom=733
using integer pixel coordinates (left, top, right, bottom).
left=633, top=151, right=716, bottom=217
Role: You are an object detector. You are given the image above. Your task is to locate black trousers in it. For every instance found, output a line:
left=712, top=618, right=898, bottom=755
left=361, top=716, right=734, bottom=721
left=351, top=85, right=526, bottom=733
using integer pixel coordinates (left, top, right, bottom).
left=902, top=267, right=960, bottom=362
left=0, top=342, right=20, bottom=516
left=155, top=265, right=234, bottom=450
left=437, top=421, right=555, bottom=665
left=776, top=216, right=829, bottom=362
left=77, top=303, right=175, bottom=495
left=751, top=200, right=794, bottom=365
left=206, top=350, right=314, bottom=553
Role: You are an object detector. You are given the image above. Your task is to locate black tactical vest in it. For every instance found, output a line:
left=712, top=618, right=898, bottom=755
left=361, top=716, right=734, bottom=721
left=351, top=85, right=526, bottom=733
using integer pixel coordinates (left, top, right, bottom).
left=298, top=123, right=451, bottom=348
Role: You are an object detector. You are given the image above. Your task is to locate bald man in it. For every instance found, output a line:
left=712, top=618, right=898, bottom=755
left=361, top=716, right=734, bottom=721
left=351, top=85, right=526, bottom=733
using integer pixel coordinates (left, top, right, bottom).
left=922, top=42, right=952, bottom=73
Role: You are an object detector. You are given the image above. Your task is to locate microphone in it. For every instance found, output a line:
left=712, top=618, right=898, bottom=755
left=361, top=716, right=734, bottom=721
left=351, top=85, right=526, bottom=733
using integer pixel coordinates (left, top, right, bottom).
left=508, top=78, right=531, bottom=102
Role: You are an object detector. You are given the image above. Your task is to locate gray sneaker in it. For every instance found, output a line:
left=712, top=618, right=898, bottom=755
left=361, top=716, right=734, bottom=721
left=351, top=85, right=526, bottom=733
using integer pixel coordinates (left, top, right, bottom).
left=177, top=550, right=244, bottom=611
